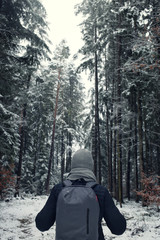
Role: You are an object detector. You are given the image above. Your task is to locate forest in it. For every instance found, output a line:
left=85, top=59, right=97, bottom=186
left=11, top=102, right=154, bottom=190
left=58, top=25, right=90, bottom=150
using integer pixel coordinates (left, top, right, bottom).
left=0, top=0, right=160, bottom=210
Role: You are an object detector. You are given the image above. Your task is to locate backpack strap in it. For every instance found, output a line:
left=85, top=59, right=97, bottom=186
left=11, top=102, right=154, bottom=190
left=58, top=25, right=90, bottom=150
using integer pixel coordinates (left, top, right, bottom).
left=63, top=179, right=72, bottom=187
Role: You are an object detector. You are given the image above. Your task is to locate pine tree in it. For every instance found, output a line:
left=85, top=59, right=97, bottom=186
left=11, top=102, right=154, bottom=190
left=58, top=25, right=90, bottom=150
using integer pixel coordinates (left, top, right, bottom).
left=0, top=0, right=50, bottom=195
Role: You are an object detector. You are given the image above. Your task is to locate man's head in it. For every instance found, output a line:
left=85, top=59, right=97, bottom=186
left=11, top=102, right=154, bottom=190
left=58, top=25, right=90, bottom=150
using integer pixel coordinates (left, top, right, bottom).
left=71, top=149, right=94, bottom=171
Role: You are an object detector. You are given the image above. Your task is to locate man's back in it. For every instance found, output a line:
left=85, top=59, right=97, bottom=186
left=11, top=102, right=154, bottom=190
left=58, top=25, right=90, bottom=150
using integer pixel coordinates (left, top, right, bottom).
left=35, top=149, right=126, bottom=240
left=36, top=180, right=126, bottom=240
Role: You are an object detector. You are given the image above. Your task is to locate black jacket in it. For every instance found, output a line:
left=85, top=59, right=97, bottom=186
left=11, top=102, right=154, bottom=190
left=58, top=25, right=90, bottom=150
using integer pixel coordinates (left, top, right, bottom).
left=35, top=181, right=126, bottom=240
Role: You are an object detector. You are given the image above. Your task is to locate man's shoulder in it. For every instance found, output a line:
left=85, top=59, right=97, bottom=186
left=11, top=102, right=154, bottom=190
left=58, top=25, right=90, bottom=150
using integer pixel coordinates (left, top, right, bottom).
left=53, top=182, right=63, bottom=189
left=94, top=183, right=108, bottom=191
left=94, top=184, right=110, bottom=198
left=50, top=182, right=63, bottom=196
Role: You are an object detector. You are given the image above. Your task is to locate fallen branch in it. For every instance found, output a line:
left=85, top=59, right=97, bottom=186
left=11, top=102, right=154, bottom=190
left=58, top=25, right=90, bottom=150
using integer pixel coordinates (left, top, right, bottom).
left=155, top=225, right=160, bottom=229
left=126, top=216, right=134, bottom=220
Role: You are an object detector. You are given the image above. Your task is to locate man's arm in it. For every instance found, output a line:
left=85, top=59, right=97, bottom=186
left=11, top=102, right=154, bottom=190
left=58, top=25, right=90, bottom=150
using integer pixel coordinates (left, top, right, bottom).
left=35, top=184, right=61, bottom=232
left=104, top=189, right=126, bottom=235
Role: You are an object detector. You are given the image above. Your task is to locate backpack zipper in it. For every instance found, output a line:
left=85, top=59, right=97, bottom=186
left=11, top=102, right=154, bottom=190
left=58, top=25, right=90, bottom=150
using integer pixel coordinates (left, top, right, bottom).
left=87, top=208, right=89, bottom=234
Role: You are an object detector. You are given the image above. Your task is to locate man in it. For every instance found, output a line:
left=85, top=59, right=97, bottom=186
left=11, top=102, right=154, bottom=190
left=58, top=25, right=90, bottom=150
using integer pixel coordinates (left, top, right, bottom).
left=35, top=149, right=126, bottom=239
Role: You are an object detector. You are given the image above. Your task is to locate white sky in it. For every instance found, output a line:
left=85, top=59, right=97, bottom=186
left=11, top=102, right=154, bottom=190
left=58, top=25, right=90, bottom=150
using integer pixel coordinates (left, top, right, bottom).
left=42, top=0, right=83, bottom=56
left=42, top=0, right=93, bottom=94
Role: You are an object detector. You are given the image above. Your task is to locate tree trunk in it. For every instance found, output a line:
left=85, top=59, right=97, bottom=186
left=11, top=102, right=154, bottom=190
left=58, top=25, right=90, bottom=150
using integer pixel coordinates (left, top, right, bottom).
left=116, top=28, right=123, bottom=207
left=94, top=22, right=101, bottom=183
left=113, top=125, right=117, bottom=199
left=137, top=88, right=144, bottom=178
left=15, top=73, right=31, bottom=196
left=112, top=65, right=117, bottom=199
left=33, top=119, right=41, bottom=177
left=105, top=53, right=112, bottom=192
left=45, top=76, right=61, bottom=193
left=68, top=132, right=72, bottom=170
left=66, top=132, right=72, bottom=173
left=109, top=105, right=113, bottom=195
left=134, top=90, right=139, bottom=202
left=137, top=87, right=145, bottom=206
left=144, top=121, right=149, bottom=175
left=157, top=146, right=160, bottom=176
left=126, top=120, right=132, bottom=200
left=61, top=125, right=65, bottom=182
left=106, top=105, right=112, bottom=192
left=15, top=107, right=26, bottom=196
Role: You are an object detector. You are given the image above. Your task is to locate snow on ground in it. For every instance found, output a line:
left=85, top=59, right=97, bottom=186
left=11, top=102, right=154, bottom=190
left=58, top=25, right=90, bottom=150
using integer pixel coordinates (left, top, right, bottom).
left=0, top=195, right=160, bottom=240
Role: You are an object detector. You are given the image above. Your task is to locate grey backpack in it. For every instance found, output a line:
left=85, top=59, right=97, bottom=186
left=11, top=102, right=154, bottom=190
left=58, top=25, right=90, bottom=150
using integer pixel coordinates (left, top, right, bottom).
left=56, top=179, right=100, bottom=240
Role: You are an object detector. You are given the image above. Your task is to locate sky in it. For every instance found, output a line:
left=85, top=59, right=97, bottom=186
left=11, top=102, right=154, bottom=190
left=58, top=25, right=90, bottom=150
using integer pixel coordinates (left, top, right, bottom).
left=41, top=0, right=93, bottom=95
left=41, top=0, right=93, bottom=102
left=42, top=0, right=83, bottom=57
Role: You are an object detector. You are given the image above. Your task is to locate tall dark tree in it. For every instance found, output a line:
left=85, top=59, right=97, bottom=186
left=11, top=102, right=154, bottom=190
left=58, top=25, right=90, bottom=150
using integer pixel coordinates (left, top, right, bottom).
left=0, top=0, right=50, bottom=195
left=76, top=0, right=106, bottom=183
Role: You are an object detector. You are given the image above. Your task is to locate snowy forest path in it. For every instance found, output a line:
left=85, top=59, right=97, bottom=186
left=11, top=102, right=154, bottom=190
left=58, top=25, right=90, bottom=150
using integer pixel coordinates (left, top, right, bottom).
left=0, top=196, right=160, bottom=240
left=0, top=196, right=55, bottom=240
